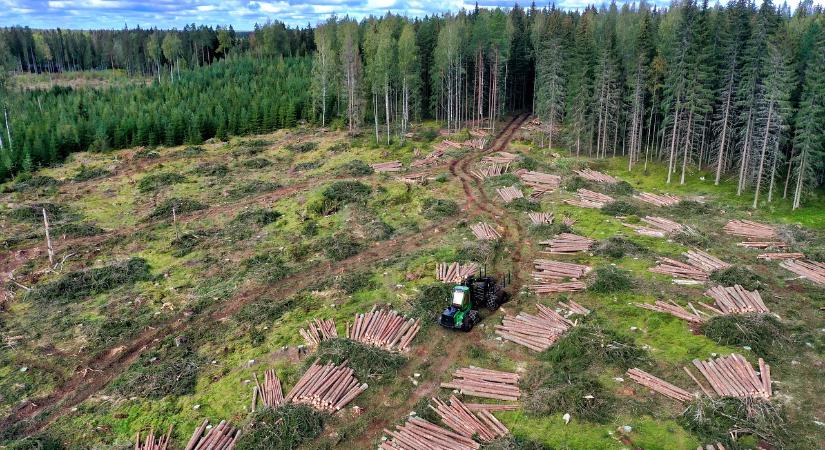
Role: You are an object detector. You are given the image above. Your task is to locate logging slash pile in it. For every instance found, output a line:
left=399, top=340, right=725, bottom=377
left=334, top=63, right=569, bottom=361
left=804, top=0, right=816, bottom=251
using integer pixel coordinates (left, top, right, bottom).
left=440, top=366, right=521, bottom=401
left=134, top=425, right=174, bottom=450
left=185, top=419, right=240, bottom=450
left=436, top=262, right=479, bottom=283
left=382, top=417, right=481, bottom=450
left=346, top=306, right=421, bottom=352
left=470, top=222, right=501, bottom=240
left=633, top=192, right=681, bottom=207
left=779, top=259, right=825, bottom=285
left=496, top=185, right=524, bottom=203
left=564, top=188, right=614, bottom=209
left=527, top=212, right=553, bottom=225
left=430, top=396, right=509, bottom=442
left=287, top=359, right=368, bottom=412
left=704, top=285, right=769, bottom=314
left=686, top=354, right=772, bottom=400
left=370, top=161, right=403, bottom=172
left=539, top=233, right=595, bottom=254
left=626, top=368, right=694, bottom=402
left=574, top=168, right=618, bottom=184
left=495, top=304, right=578, bottom=351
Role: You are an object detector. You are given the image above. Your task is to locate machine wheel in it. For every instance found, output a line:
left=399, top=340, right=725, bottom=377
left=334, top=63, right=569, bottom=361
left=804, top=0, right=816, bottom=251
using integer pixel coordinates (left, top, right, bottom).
left=461, top=310, right=480, bottom=332
left=485, top=290, right=500, bottom=310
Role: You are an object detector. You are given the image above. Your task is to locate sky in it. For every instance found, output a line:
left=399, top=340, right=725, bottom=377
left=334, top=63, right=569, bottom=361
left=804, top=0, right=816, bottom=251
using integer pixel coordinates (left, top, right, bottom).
left=0, top=0, right=817, bottom=30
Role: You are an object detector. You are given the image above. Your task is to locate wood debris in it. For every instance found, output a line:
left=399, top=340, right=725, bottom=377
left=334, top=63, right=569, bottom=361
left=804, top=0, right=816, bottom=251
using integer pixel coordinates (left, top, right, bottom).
left=634, top=192, right=681, bottom=207
left=470, top=222, right=501, bottom=241
left=370, top=161, right=403, bottom=172
left=574, top=168, right=618, bottom=184
left=496, top=186, right=524, bottom=204
left=469, top=129, right=489, bottom=138
left=184, top=419, right=239, bottom=450
left=299, top=318, right=338, bottom=348
left=564, top=188, right=614, bottom=209
left=411, top=144, right=447, bottom=167
left=779, top=259, right=825, bottom=285
left=626, top=368, right=694, bottom=402
left=686, top=354, right=772, bottom=400
left=430, top=396, right=509, bottom=442
left=398, top=173, right=428, bottom=184
left=134, top=425, right=173, bottom=450
left=650, top=257, right=709, bottom=281
left=539, top=233, right=595, bottom=254
left=757, top=252, right=804, bottom=261
left=381, top=417, right=480, bottom=450
left=463, top=137, right=487, bottom=149
left=559, top=299, right=590, bottom=315
left=252, top=369, right=285, bottom=410
left=516, top=170, right=561, bottom=193
left=495, top=304, right=577, bottom=351
left=471, top=163, right=507, bottom=180
left=623, top=223, right=666, bottom=238
left=737, top=241, right=787, bottom=249
left=641, top=216, right=683, bottom=233
left=562, top=216, right=576, bottom=227
left=704, top=285, right=768, bottom=314
left=463, top=403, right=519, bottom=412
left=436, top=262, right=479, bottom=283
left=532, top=259, right=591, bottom=280
left=286, top=359, right=368, bottom=412
left=528, top=212, right=554, bottom=225
left=441, top=367, right=521, bottom=401
left=634, top=300, right=703, bottom=323
left=723, top=220, right=777, bottom=239
left=482, top=151, right=519, bottom=164
left=346, top=306, right=421, bottom=352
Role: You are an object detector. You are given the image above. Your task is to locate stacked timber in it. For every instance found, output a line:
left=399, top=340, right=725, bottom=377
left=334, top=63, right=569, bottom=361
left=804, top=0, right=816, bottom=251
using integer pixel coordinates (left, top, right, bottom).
left=496, top=186, right=524, bottom=204
left=539, top=233, right=595, bottom=254
left=469, top=129, right=489, bottom=138
left=443, top=140, right=463, bottom=149
left=411, top=145, right=447, bottom=167
left=516, top=170, right=562, bottom=192
left=704, top=285, right=769, bottom=314
left=436, top=262, right=479, bottom=283
left=398, top=173, right=428, bottom=184
left=574, top=168, right=618, bottom=184
left=441, top=367, right=521, bottom=401
left=624, top=223, right=667, bottom=238
left=562, top=216, right=577, bottom=227
left=779, top=259, right=825, bottom=285
left=251, top=369, right=285, bottom=410
left=528, top=212, right=554, bottom=225
left=370, top=161, right=403, bottom=172
left=286, top=359, right=368, bottom=412
left=134, top=425, right=173, bottom=450
left=723, top=220, right=777, bottom=239
left=185, top=419, right=239, bottom=450
left=642, top=216, right=683, bottom=233
left=382, top=417, right=480, bottom=450
left=737, top=241, right=786, bottom=249
left=346, top=306, right=421, bottom=352
left=559, top=299, right=590, bottom=315
left=626, top=368, right=694, bottom=402
left=463, top=138, right=487, bottom=149
left=757, top=252, right=804, bottom=261
left=531, top=282, right=587, bottom=294
left=430, top=396, right=509, bottom=442
left=482, top=151, right=520, bottom=164
left=532, top=259, right=591, bottom=280
left=299, top=318, right=338, bottom=347
left=564, top=189, right=614, bottom=209
left=634, top=300, right=704, bottom=324
left=684, top=250, right=731, bottom=273
left=650, top=258, right=709, bottom=281
left=686, top=354, right=772, bottom=400
left=634, top=192, right=681, bottom=207
left=495, top=304, right=576, bottom=351
left=464, top=403, right=519, bottom=412
left=471, top=163, right=507, bottom=180
left=470, top=222, right=501, bottom=241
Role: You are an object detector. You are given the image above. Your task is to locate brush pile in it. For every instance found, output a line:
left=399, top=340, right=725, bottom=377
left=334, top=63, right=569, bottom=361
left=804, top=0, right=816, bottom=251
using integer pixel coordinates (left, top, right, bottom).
left=370, top=161, right=403, bottom=172
left=345, top=306, right=421, bottom=352
left=286, top=359, right=368, bottom=412
left=574, top=168, right=618, bottom=183
left=482, top=151, right=519, bottom=164
left=436, top=262, right=479, bottom=283
left=252, top=369, right=285, bottom=410
left=704, top=285, right=769, bottom=314
left=440, top=367, right=521, bottom=401
left=430, top=396, right=509, bottom=442
left=634, top=192, right=681, bottom=207
left=723, top=220, right=777, bottom=239
left=539, top=233, right=595, bottom=254
left=779, top=259, right=825, bottom=285
left=496, top=186, right=524, bottom=203
left=627, top=368, right=694, bottom=402
left=495, top=304, right=577, bottom=351
left=470, top=222, right=501, bottom=241
left=471, top=163, right=507, bottom=180
left=757, top=252, right=804, bottom=261
left=650, top=250, right=729, bottom=282
left=382, top=417, right=480, bottom=450
left=528, top=212, right=554, bottom=225
left=634, top=300, right=703, bottom=323
left=516, top=170, right=561, bottom=195
left=185, top=419, right=240, bottom=450
left=300, top=318, right=338, bottom=348
left=134, top=425, right=173, bottom=450
left=686, top=354, right=772, bottom=400
left=564, top=188, right=614, bottom=209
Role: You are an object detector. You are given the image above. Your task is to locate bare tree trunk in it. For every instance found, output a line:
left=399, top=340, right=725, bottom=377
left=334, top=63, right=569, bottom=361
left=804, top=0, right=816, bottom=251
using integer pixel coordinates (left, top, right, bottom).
left=737, top=108, right=754, bottom=196
left=752, top=101, right=773, bottom=208
left=767, top=138, right=778, bottom=202
left=42, top=208, right=54, bottom=266
left=715, top=85, right=733, bottom=185
left=667, top=103, right=680, bottom=184
left=792, top=149, right=806, bottom=210
left=680, top=110, right=693, bottom=185
left=783, top=144, right=794, bottom=199
left=385, top=82, right=391, bottom=145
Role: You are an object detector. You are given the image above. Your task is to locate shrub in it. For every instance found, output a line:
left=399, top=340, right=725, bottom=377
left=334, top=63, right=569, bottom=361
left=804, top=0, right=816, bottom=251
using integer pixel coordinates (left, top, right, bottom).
left=709, top=266, right=764, bottom=291
left=410, top=283, right=454, bottom=321
left=171, top=231, right=212, bottom=257
left=26, top=258, right=152, bottom=305
left=301, top=220, right=318, bottom=237
left=137, top=172, right=186, bottom=193
left=91, top=317, right=137, bottom=350
left=9, top=175, right=60, bottom=192
left=483, top=437, right=550, bottom=450
left=72, top=165, right=111, bottom=182
left=146, top=198, right=207, bottom=220
left=53, top=222, right=105, bottom=238
left=337, top=159, right=374, bottom=176
left=541, top=324, right=646, bottom=373
left=523, top=376, right=615, bottom=423
left=242, top=254, right=292, bottom=283
left=321, top=233, right=363, bottom=261
left=10, top=203, right=75, bottom=224
left=518, top=156, right=539, bottom=171
left=701, top=314, right=787, bottom=359
left=679, top=397, right=798, bottom=449
left=589, top=266, right=633, bottom=293
left=236, top=404, right=326, bottom=450
left=416, top=127, right=439, bottom=142
left=180, top=145, right=203, bottom=157
left=192, top=163, right=229, bottom=177
left=311, top=181, right=372, bottom=215
left=286, top=141, right=318, bottom=153
left=668, top=200, right=711, bottom=217
left=422, top=198, right=459, bottom=220
left=241, top=158, right=272, bottom=169
left=337, top=271, right=375, bottom=295
left=236, top=296, right=297, bottom=325
left=563, top=176, right=591, bottom=192
left=485, top=173, right=521, bottom=188
left=529, top=222, right=572, bottom=238
left=7, top=434, right=65, bottom=450
left=455, top=240, right=496, bottom=263
left=674, top=228, right=711, bottom=247
left=327, top=142, right=350, bottom=153
left=228, top=180, right=282, bottom=199
left=311, top=338, right=406, bottom=383
left=600, top=200, right=639, bottom=216
left=601, top=180, right=635, bottom=196
left=233, top=209, right=282, bottom=227
left=113, top=336, right=204, bottom=399
left=135, top=148, right=160, bottom=159
left=594, top=237, right=648, bottom=258
left=294, top=160, right=322, bottom=171
left=507, top=198, right=541, bottom=212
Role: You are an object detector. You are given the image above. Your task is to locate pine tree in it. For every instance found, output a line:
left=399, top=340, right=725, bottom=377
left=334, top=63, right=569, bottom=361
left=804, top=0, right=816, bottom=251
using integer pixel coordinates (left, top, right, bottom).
left=791, top=32, right=825, bottom=209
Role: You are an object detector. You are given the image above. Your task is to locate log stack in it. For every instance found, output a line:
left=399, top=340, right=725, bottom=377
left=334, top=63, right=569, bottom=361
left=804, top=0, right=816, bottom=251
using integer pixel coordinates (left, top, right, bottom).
left=649, top=257, right=709, bottom=281
left=495, top=304, right=576, bottom=351
left=642, top=216, right=683, bottom=233
left=723, top=220, right=777, bottom=239
left=704, top=285, right=769, bottom=314
left=463, top=138, right=488, bottom=149
left=626, top=368, right=694, bottom=402
left=135, top=425, right=174, bottom=450
left=528, top=212, right=554, bottom=225
left=562, top=216, right=577, bottom=227
left=779, top=259, right=825, bottom=285
left=346, top=306, right=421, bottom=352
left=443, top=139, right=463, bottom=149
left=398, top=173, right=428, bottom=184
left=559, top=299, right=591, bottom=315
left=411, top=145, right=446, bottom=167
left=574, top=168, right=618, bottom=184
left=539, top=233, right=595, bottom=254
left=469, top=129, right=489, bottom=138
left=516, top=170, right=562, bottom=194
left=470, top=222, right=501, bottom=241
left=471, top=163, right=507, bottom=180
left=634, top=300, right=704, bottom=323
left=252, top=369, right=285, bottom=410
left=496, top=186, right=524, bottom=204
left=686, top=354, right=772, bottom=400
left=532, top=259, right=591, bottom=280
left=436, top=262, right=479, bottom=283
left=441, top=367, right=521, bottom=401
left=564, top=189, right=614, bottom=209
left=482, top=151, right=519, bottom=164
left=286, top=359, right=368, bottom=412
left=623, top=223, right=667, bottom=238
left=684, top=250, right=731, bottom=273
left=382, top=417, right=480, bottom=450
left=757, top=252, right=804, bottom=261
left=299, top=318, right=338, bottom=348
left=634, top=192, right=681, bottom=207
left=737, top=241, right=787, bottom=249
left=370, top=161, right=403, bottom=172
left=185, top=419, right=239, bottom=450
left=430, top=396, right=509, bottom=442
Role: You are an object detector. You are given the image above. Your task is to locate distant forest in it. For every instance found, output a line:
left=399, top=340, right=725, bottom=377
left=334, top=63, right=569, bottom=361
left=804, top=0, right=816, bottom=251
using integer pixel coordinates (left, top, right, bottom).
left=0, top=0, right=823, bottom=208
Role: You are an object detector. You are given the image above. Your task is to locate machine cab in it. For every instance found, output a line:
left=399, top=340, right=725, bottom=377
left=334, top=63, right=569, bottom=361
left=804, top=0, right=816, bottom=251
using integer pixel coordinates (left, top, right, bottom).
left=452, top=285, right=470, bottom=308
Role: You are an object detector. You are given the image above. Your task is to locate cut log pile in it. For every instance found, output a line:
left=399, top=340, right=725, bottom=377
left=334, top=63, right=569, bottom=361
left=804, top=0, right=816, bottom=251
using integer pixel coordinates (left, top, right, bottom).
left=737, top=241, right=787, bottom=249
left=723, top=220, right=777, bottom=239
left=564, top=188, right=614, bottom=209
left=532, top=259, right=591, bottom=280
left=464, top=403, right=519, bottom=412
left=496, top=186, right=524, bottom=204
left=440, top=367, right=521, bottom=401
left=436, top=262, right=479, bottom=283
left=346, top=306, right=421, bottom=352
left=528, top=212, right=554, bottom=225
left=463, top=138, right=487, bottom=149
left=634, top=192, right=681, bottom=207
left=516, top=170, right=562, bottom=196
left=626, top=368, right=694, bottom=402
left=642, top=216, right=683, bottom=233
left=299, top=318, right=338, bottom=348
left=684, top=250, right=731, bottom=272
left=779, top=259, right=825, bottom=285
left=623, top=223, right=667, bottom=238
left=574, top=168, right=618, bottom=184
left=704, top=285, right=769, bottom=314
left=134, top=425, right=174, bottom=450
left=411, top=143, right=448, bottom=167
left=495, top=304, right=577, bottom=351
left=482, top=151, right=519, bottom=164
left=634, top=300, right=703, bottom=323
left=563, top=216, right=576, bottom=227
left=370, top=161, right=403, bottom=172
left=471, top=163, right=507, bottom=180
left=559, top=299, right=591, bottom=315
left=469, top=129, right=489, bottom=138
left=757, top=252, right=804, bottom=261
left=286, top=359, right=368, bottom=412
left=398, top=173, right=428, bottom=184
left=686, top=354, right=772, bottom=400
left=430, top=396, right=509, bottom=442
left=650, top=250, right=729, bottom=281
left=252, top=369, right=284, bottom=410
left=470, top=222, right=501, bottom=241
left=381, top=417, right=480, bottom=450
left=531, top=281, right=587, bottom=294
left=539, top=233, right=595, bottom=254
left=185, top=419, right=239, bottom=450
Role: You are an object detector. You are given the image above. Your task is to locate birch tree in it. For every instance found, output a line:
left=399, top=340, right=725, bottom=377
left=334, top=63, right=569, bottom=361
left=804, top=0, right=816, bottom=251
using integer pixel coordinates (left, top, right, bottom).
left=312, top=19, right=338, bottom=127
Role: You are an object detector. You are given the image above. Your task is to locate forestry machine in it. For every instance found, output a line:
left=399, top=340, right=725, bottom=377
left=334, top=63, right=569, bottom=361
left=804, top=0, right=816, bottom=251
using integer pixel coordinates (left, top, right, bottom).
left=439, top=270, right=510, bottom=332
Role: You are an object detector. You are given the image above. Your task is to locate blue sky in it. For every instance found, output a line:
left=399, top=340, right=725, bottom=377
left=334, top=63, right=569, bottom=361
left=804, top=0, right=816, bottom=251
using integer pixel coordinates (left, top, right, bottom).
left=0, top=0, right=815, bottom=30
